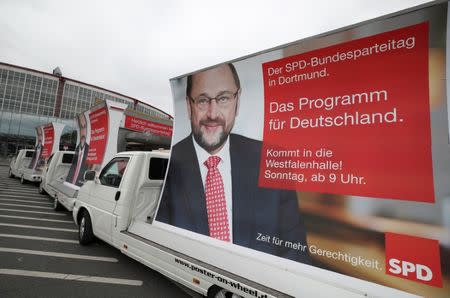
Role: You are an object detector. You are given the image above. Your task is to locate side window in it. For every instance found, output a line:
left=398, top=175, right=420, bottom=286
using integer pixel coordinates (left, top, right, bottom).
left=99, top=157, right=130, bottom=188
left=25, top=151, right=34, bottom=158
left=62, top=153, right=74, bottom=164
left=149, top=158, right=168, bottom=180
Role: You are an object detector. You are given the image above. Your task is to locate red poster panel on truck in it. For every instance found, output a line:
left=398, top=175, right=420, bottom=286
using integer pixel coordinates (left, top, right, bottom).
left=260, top=23, right=434, bottom=203
left=87, top=106, right=108, bottom=165
left=124, top=115, right=173, bottom=137
left=42, top=124, right=54, bottom=158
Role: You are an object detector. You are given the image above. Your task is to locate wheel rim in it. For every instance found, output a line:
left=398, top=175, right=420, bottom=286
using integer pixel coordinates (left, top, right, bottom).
left=80, top=217, right=85, bottom=238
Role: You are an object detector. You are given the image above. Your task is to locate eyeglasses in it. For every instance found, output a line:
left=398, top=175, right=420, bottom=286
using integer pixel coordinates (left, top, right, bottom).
left=188, top=90, right=239, bottom=110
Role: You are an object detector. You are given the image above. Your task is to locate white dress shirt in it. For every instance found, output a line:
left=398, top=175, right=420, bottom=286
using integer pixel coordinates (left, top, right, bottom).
left=192, top=136, right=233, bottom=241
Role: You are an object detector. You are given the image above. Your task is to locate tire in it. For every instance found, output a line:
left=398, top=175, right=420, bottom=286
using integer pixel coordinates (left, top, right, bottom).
left=8, top=168, right=14, bottom=178
left=20, top=175, right=26, bottom=184
left=79, top=210, right=94, bottom=245
left=53, top=197, right=63, bottom=211
left=38, top=183, right=47, bottom=195
left=208, top=286, right=231, bottom=298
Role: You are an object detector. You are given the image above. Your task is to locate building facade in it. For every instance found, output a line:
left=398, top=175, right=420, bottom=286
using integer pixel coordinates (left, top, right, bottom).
left=0, top=62, right=172, bottom=158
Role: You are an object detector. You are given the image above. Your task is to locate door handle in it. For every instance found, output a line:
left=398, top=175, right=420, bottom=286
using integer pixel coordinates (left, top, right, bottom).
left=115, top=191, right=121, bottom=201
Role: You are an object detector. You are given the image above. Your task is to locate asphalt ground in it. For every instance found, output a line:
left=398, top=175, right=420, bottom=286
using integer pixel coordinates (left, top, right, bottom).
left=0, top=165, right=193, bottom=298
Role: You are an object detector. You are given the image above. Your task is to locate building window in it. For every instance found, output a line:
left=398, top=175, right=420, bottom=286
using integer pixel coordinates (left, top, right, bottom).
left=3, top=71, right=25, bottom=113
left=38, top=78, right=58, bottom=117
left=60, top=84, right=79, bottom=119
left=21, top=74, right=42, bottom=114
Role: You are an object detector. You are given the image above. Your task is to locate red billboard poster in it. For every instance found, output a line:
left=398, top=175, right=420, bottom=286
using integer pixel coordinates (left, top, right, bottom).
left=42, top=124, right=54, bottom=158
left=66, top=101, right=125, bottom=187
left=125, top=115, right=173, bottom=137
left=260, top=23, right=434, bottom=203
left=87, top=106, right=108, bottom=165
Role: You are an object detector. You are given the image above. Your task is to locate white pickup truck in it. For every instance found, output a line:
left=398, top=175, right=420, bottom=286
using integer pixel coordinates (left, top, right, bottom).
left=38, top=151, right=75, bottom=211
left=69, top=2, right=450, bottom=296
left=8, top=149, right=36, bottom=183
left=21, top=167, right=44, bottom=184
left=72, top=150, right=415, bottom=298
left=73, top=150, right=286, bottom=297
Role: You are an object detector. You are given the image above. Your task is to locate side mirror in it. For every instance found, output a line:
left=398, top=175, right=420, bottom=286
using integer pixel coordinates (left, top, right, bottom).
left=84, top=170, right=96, bottom=181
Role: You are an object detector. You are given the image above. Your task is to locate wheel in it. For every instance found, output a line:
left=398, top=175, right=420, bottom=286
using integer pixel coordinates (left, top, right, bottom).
left=38, top=183, right=47, bottom=195
left=53, top=197, right=63, bottom=211
left=79, top=210, right=94, bottom=245
left=208, top=286, right=234, bottom=298
left=20, top=175, right=26, bottom=184
left=8, top=168, right=14, bottom=178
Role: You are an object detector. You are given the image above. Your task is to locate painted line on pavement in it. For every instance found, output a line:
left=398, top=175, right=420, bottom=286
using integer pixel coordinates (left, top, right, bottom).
left=0, top=248, right=118, bottom=262
left=0, top=208, right=68, bottom=216
left=0, top=203, right=53, bottom=210
left=1, top=188, right=46, bottom=192
left=0, top=269, right=141, bottom=286
left=0, top=214, right=72, bottom=223
left=0, top=194, right=49, bottom=200
left=0, top=187, right=38, bottom=191
left=0, top=233, right=77, bottom=243
left=0, top=198, right=52, bottom=205
left=0, top=223, right=77, bottom=232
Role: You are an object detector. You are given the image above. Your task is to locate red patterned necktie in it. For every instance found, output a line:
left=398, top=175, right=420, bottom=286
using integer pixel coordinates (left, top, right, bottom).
left=204, top=156, right=230, bottom=242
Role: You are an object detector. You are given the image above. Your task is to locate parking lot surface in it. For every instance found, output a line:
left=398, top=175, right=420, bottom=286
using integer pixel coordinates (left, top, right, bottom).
left=0, top=165, right=190, bottom=298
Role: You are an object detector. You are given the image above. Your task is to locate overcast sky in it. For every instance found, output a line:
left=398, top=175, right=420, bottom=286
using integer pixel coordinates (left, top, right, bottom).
left=0, top=0, right=433, bottom=115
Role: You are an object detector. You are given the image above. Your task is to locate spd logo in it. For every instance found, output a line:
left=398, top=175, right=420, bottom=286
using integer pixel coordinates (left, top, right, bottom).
left=385, top=232, right=442, bottom=287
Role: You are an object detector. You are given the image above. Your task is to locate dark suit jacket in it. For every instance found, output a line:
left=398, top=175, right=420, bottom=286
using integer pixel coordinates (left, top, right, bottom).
left=157, top=134, right=310, bottom=264
left=66, top=143, right=89, bottom=186
left=29, top=143, right=43, bottom=170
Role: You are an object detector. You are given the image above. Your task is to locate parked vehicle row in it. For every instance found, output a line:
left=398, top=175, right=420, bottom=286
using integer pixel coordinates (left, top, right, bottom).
left=9, top=149, right=283, bottom=297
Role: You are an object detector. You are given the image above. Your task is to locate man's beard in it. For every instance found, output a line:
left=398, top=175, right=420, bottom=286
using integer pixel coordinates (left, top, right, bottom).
left=192, top=119, right=229, bottom=153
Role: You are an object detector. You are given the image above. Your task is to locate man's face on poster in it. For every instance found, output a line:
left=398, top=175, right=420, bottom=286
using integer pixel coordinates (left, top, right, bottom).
left=79, top=114, right=87, bottom=140
left=187, top=64, right=240, bottom=154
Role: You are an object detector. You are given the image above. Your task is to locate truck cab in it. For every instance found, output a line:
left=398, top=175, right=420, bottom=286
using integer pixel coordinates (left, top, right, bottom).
left=73, top=150, right=168, bottom=246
